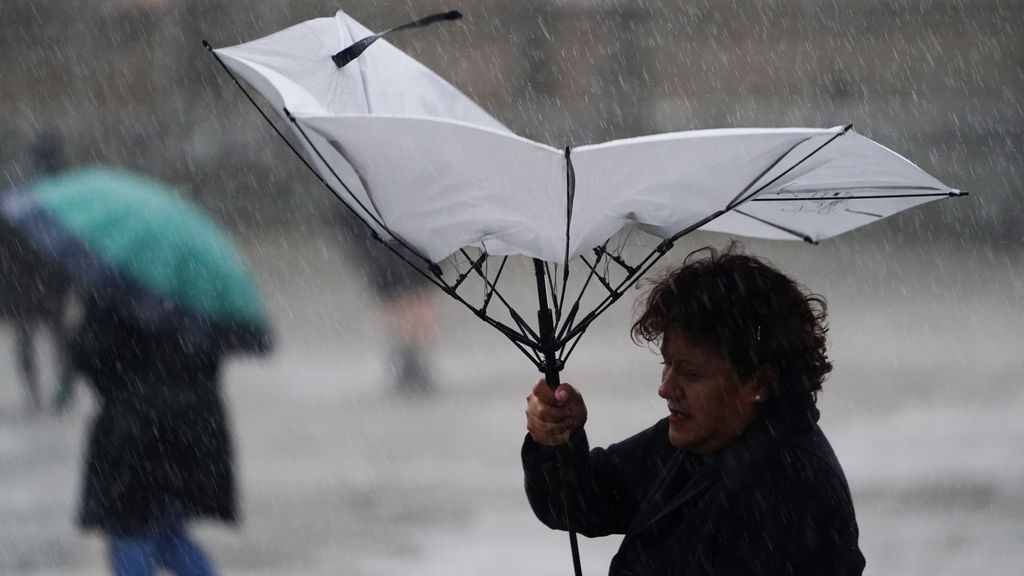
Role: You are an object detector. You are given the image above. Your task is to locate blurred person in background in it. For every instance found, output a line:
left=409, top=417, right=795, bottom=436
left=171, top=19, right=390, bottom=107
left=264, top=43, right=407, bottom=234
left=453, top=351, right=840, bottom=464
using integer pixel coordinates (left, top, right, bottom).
left=0, top=131, right=75, bottom=413
left=330, top=206, right=439, bottom=394
left=523, top=244, right=865, bottom=575
left=72, top=299, right=236, bottom=576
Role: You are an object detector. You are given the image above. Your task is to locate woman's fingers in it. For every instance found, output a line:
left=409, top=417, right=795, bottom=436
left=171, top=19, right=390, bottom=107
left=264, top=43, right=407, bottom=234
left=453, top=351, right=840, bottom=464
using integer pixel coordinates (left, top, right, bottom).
left=526, top=379, right=588, bottom=445
left=527, top=394, right=571, bottom=423
left=526, top=410, right=575, bottom=445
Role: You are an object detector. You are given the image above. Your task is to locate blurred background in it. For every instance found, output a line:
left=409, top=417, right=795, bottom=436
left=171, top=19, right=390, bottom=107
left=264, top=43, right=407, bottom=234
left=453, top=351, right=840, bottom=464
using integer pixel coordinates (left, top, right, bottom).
left=1, top=0, right=1022, bottom=575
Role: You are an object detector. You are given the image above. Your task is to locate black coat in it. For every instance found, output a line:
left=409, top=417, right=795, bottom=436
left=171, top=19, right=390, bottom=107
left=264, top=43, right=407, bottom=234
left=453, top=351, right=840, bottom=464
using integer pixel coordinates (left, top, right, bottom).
left=73, top=306, right=237, bottom=534
left=522, top=399, right=865, bottom=576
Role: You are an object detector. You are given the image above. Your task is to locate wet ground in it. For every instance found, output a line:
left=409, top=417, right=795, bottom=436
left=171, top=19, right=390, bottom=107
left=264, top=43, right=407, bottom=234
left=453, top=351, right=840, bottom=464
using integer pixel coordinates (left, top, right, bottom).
left=1, top=227, right=1022, bottom=575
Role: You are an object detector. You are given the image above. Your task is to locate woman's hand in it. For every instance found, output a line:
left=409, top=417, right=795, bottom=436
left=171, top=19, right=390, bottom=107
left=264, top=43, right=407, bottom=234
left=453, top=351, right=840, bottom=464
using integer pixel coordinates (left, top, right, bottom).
left=526, top=379, right=588, bottom=446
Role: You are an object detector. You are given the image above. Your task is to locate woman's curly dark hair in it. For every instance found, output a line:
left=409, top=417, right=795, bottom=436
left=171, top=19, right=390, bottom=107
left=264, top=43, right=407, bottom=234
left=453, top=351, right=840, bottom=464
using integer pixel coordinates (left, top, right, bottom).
left=632, top=243, right=831, bottom=402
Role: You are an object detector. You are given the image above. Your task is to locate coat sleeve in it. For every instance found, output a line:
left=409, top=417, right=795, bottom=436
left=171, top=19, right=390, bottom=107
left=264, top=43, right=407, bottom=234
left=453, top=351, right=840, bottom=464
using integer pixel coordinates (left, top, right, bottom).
left=522, top=420, right=673, bottom=537
left=707, top=454, right=866, bottom=576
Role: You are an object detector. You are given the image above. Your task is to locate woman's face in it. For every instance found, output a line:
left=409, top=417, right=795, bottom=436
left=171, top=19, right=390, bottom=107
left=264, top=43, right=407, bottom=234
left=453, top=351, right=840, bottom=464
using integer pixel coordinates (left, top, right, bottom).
left=658, top=329, right=764, bottom=454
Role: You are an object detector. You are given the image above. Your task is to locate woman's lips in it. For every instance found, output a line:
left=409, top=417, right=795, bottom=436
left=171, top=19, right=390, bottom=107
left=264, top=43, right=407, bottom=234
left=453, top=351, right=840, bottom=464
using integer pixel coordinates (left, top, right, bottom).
left=668, top=408, right=691, bottom=423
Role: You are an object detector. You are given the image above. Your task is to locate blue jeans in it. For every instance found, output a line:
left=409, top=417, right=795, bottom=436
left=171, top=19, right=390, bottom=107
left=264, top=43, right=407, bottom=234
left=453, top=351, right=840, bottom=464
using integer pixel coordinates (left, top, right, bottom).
left=108, top=506, right=217, bottom=576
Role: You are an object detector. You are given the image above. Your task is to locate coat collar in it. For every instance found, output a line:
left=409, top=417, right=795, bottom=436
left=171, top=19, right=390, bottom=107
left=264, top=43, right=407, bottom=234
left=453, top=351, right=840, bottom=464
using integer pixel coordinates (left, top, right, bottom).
left=628, top=394, right=819, bottom=536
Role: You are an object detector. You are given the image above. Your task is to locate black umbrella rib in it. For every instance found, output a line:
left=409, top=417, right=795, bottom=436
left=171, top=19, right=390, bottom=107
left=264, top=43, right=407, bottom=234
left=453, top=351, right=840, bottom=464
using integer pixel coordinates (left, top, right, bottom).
left=455, top=249, right=541, bottom=344
left=733, top=209, right=816, bottom=244
left=559, top=322, right=590, bottom=365
left=451, top=249, right=487, bottom=291
left=557, top=210, right=727, bottom=349
left=480, top=255, right=509, bottom=314
left=593, top=244, right=638, bottom=275
left=729, top=125, right=853, bottom=209
left=725, top=137, right=817, bottom=209
left=578, top=254, right=617, bottom=295
left=751, top=191, right=959, bottom=201
left=553, top=241, right=606, bottom=343
left=558, top=146, right=576, bottom=321
left=545, top=261, right=560, bottom=321
left=844, top=208, right=884, bottom=219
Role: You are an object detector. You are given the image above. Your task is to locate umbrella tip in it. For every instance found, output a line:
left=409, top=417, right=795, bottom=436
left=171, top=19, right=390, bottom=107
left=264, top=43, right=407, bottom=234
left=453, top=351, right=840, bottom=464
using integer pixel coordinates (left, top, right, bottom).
left=202, top=39, right=213, bottom=51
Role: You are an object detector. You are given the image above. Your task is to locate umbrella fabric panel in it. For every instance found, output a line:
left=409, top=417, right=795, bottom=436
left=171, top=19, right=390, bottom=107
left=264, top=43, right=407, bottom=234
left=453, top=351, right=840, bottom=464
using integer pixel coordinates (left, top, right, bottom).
left=303, top=115, right=566, bottom=263
left=569, top=127, right=841, bottom=256
left=704, top=194, right=942, bottom=243
left=14, top=169, right=268, bottom=327
left=215, top=10, right=507, bottom=130
left=701, top=131, right=956, bottom=242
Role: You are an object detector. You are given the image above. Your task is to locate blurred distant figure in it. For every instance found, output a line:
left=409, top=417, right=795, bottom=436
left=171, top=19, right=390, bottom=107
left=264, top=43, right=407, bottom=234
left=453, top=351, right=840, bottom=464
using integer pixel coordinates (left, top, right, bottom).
left=0, top=132, right=75, bottom=413
left=330, top=207, right=439, bottom=394
left=72, top=300, right=235, bottom=576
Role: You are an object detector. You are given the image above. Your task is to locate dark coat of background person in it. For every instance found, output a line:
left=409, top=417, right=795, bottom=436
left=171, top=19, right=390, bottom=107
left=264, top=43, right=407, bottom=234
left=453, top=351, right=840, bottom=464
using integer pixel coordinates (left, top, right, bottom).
left=73, top=303, right=236, bottom=534
left=522, top=396, right=865, bottom=576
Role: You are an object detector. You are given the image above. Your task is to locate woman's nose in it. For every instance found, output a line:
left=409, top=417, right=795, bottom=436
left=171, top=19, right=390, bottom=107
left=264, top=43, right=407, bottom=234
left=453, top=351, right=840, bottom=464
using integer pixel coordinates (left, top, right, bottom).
left=658, top=372, right=672, bottom=399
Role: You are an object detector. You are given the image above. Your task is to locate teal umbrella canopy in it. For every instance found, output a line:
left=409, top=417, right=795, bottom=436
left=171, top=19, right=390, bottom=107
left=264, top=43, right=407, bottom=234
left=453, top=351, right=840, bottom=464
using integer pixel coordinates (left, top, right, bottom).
left=1, top=167, right=271, bottom=355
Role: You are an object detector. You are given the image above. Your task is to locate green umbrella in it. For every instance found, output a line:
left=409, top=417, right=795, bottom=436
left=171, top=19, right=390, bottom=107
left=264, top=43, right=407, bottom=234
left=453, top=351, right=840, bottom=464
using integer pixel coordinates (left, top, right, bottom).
left=1, top=167, right=271, bottom=354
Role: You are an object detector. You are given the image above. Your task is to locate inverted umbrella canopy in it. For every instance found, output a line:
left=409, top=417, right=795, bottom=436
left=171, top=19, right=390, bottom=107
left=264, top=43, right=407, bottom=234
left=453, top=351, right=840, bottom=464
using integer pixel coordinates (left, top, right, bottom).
left=0, top=167, right=271, bottom=355
left=212, top=9, right=959, bottom=265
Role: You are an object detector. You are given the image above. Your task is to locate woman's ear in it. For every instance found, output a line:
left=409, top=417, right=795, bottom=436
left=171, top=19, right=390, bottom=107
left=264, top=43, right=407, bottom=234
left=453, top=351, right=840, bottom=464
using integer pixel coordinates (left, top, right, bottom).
left=749, top=364, right=779, bottom=403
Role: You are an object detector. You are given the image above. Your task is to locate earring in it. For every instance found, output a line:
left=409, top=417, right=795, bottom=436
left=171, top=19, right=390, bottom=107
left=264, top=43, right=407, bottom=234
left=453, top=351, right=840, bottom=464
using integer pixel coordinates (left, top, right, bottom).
left=754, top=394, right=762, bottom=401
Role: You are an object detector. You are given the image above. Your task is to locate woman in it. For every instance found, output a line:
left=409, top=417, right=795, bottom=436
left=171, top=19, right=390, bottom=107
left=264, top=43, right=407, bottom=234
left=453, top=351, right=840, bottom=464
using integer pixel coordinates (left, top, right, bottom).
left=522, top=245, right=865, bottom=575
left=73, top=301, right=236, bottom=576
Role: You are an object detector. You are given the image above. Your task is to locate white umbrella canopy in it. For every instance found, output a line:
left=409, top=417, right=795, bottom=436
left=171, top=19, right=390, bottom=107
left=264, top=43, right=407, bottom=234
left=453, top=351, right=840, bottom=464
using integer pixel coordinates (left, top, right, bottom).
left=212, top=9, right=959, bottom=265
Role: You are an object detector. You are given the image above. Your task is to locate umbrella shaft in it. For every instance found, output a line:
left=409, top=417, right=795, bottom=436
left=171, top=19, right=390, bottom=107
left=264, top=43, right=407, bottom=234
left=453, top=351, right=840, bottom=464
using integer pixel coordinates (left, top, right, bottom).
left=534, top=259, right=562, bottom=391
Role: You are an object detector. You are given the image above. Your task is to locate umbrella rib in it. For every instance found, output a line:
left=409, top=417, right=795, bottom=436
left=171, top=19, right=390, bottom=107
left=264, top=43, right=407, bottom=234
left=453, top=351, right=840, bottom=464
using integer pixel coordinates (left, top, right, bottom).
left=557, top=210, right=727, bottom=349
left=545, top=261, right=560, bottom=321
left=480, top=255, right=509, bottom=314
left=733, top=209, right=816, bottom=243
left=558, top=146, right=576, bottom=320
left=451, top=249, right=487, bottom=291
left=728, top=125, right=853, bottom=209
left=456, top=249, right=540, bottom=343
left=751, top=190, right=959, bottom=201
left=726, top=136, right=817, bottom=209
left=592, top=244, right=638, bottom=275
left=554, top=242, right=606, bottom=342
left=559, top=322, right=590, bottom=366
left=578, top=254, right=617, bottom=295
left=844, top=207, right=884, bottom=219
